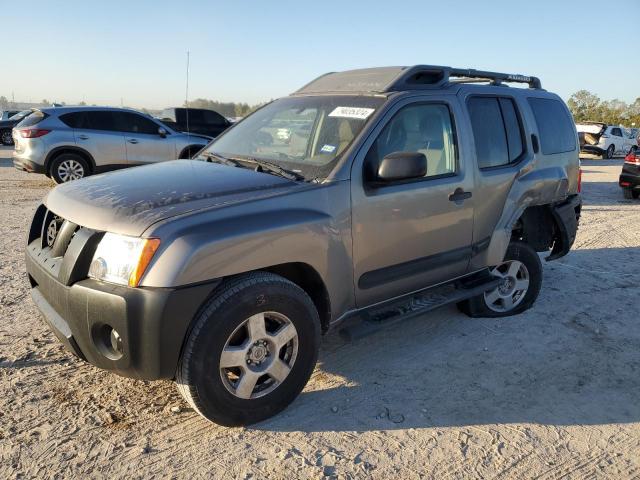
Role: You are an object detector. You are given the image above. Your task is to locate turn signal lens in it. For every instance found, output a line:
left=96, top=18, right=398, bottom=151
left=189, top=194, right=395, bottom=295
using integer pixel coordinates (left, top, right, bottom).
left=128, top=238, right=161, bottom=287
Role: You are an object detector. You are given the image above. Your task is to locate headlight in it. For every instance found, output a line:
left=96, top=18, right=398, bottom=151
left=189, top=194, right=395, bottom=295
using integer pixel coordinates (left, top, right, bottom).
left=88, top=233, right=160, bottom=287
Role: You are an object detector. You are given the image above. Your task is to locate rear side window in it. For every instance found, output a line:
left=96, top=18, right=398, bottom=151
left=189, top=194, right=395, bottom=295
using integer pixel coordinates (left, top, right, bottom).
left=60, top=112, right=88, bottom=128
left=468, top=97, right=524, bottom=169
left=611, top=127, right=622, bottom=137
left=18, top=111, right=47, bottom=127
left=527, top=98, right=576, bottom=154
left=113, top=112, right=160, bottom=134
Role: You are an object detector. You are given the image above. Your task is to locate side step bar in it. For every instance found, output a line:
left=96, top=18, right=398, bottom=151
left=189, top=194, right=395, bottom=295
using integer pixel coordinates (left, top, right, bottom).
left=338, top=271, right=502, bottom=342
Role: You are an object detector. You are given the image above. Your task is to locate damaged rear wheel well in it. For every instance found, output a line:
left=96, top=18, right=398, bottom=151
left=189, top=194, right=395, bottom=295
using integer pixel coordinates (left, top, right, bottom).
left=511, top=205, right=557, bottom=252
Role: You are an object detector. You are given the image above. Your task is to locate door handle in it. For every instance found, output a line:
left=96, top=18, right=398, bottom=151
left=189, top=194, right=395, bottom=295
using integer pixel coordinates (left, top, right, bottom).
left=77, top=134, right=89, bottom=140
left=449, top=187, right=472, bottom=203
left=127, top=138, right=139, bottom=144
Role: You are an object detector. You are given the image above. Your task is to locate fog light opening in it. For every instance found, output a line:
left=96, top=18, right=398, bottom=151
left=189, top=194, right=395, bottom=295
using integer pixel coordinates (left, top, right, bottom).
left=92, top=324, right=124, bottom=360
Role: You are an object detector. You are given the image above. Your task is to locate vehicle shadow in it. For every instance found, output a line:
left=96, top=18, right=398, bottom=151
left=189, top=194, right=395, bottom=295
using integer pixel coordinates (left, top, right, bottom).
left=255, top=246, right=640, bottom=432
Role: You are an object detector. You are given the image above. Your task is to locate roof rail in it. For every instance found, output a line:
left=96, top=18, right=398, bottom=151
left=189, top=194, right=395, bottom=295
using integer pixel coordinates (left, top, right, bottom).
left=386, top=65, right=542, bottom=91
left=294, top=65, right=542, bottom=95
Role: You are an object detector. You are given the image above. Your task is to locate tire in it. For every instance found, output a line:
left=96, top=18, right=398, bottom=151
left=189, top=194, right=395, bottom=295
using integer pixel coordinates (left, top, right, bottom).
left=50, top=153, right=89, bottom=183
left=604, top=144, right=615, bottom=159
left=0, top=129, right=13, bottom=146
left=458, top=241, right=542, bottom=318
left=623, top=188, right=639, bottom=200
left=176, top=271, right=321, bottom=426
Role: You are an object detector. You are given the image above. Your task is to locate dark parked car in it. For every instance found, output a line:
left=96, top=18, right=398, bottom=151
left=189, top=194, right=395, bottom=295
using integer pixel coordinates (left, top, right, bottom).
left=0, top=109, right=34, bottom=145
left=620, top=150, right=640, bottom=199
left=158, top=108, right=231, bottom=139
left=0, top=110, right=22, bottom=121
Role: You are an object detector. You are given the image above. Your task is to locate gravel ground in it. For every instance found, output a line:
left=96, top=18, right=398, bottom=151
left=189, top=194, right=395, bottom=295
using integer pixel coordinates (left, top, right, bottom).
left=1, top=147, right=639, bottom=479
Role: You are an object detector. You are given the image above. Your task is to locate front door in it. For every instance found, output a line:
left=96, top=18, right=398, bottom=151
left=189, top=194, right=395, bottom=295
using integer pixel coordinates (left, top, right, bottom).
left=351, top=98, right=475, bottom=307
left=114, top=112, right=175, bottom=165
left=73, top=110, right=127, bottom=168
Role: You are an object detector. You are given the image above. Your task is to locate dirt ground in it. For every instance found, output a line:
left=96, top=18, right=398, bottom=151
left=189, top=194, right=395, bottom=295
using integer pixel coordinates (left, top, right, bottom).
left=1, top=147, right=639, bottom=479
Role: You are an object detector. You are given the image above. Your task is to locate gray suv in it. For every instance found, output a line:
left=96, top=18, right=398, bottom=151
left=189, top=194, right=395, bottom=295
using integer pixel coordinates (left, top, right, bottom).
left=25, top=66, right=582, bottom=426
left=12, top=106, right=210, bottom=183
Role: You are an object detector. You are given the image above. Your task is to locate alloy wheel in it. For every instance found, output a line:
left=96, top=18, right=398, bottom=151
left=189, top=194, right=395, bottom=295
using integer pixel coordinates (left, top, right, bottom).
left=484, top=260, right=530, bottom=313
left=219, top=311, right=298, bottom=400
left=57, top=159, right=85, bottom=182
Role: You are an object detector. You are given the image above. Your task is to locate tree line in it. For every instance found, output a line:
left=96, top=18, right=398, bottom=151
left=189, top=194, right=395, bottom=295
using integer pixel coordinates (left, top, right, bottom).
left=567, top=90, right=640, bottom=127
left=184, top=99, right=266, bottom=118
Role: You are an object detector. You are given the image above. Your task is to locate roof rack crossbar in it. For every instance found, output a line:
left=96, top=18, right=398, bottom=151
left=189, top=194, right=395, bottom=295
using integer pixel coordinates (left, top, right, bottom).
left=386, top=65, right=542, bottom=91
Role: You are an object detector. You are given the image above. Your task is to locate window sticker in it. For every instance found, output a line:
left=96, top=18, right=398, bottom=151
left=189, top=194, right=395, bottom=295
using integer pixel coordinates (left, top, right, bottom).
left=328, top=106, right=375, bottom=120
left=320, top=144, right=336, bottom=153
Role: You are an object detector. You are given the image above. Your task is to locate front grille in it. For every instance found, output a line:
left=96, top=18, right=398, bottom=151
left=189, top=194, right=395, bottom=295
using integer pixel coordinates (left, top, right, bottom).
left=28, top=204, right=104, bottom=286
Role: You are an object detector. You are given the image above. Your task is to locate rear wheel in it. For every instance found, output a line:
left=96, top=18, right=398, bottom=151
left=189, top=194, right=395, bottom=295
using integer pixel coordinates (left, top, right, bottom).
left=458, top=241, right=542, bottom=318
left=50, top=153, right=89, bottom=183
left=604, top=144, right=615, bottom=159
left=176, top=272, right=321, bottom=426
left=623, top=188, right=639, bottom=200
left=0, top=129, right=13, bottom=146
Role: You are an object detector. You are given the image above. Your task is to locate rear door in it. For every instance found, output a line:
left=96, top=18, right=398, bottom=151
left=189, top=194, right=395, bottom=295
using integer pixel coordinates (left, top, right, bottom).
left=463, top=94, right=531, bottom=271
left=67, top=111, right=127, bottom=168
left=114, top=112, right=175, bottom=165
left=610, top=127, right=625, bottom=154
left=350, top=96, right=475, bottom=307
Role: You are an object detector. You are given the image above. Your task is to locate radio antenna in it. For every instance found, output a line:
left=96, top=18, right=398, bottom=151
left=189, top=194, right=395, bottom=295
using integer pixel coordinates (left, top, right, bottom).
left=185, top=50, right=190, bottom=135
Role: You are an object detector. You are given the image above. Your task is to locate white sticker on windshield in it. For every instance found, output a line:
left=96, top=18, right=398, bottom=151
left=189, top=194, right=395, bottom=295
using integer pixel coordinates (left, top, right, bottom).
left=328, top=106, right=374, bottom=120
left=320, top=144, right=336, bottom=153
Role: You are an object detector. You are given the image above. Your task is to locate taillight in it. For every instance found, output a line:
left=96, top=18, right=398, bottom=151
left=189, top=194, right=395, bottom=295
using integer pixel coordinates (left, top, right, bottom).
left=624, top=152, right=640, bottom=165
left=18, top=129, right=50, bottom=138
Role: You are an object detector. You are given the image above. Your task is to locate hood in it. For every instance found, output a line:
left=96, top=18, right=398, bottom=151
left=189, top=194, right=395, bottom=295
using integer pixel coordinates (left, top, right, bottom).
left=44, top=160, right=300, bottom=236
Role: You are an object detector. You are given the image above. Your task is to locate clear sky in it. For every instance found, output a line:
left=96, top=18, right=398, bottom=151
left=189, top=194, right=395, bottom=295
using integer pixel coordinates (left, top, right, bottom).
left=3, top=0, right=639, bottom=109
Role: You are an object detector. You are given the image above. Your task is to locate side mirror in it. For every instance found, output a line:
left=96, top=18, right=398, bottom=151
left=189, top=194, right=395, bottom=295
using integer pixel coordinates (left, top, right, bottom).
left=158, top=127, right=168, bottom=138
left=377, top=151, right=427, bottom=182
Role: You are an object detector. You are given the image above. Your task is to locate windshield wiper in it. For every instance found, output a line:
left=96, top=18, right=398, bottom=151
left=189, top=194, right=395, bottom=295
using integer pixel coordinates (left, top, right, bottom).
left=227, top=156, right=305, bottom=181
left=199, top=152, right=242, bottom=168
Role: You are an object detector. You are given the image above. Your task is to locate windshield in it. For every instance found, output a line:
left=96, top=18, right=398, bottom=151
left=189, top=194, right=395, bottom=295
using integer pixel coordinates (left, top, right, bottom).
left=198, top=95, right=385, bottom=180
left=9, top=110, right=31, bottom=121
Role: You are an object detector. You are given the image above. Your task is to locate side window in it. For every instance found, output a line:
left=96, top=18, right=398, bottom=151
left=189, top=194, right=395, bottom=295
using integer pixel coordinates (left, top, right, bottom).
left=114, top=112, right=160, bottom=134
left=611, top=127, right=622, bottom=137
left=60, top=112, right=89, bottom=129
left=468, top=97, right=525, bottom=169
left=365, top=103, right=457, bottom=179
left=86, top=111, right=117, bottom=131
left=186, top=110, right=205, bottom=123
left=527, top=98, right=576, bottom=154
left=203, top=110, right=227, bottom=126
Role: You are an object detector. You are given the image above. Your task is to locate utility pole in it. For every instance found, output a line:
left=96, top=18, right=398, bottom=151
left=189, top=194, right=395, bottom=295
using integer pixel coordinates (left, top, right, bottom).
left=185, top=51, right=190, bottom=134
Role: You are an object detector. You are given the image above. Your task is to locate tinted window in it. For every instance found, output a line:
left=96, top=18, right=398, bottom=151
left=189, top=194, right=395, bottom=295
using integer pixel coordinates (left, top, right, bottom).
left=185, top=109, right=204, bottom=123
left=611, top=127, right=622, bottom=137
left=60, top=111, right=88, bottom=128
left=468, top=97, right=509, bottom=168
left=499, top=98, right=524, bottom=162
left=114, top=112, right=160, bottom=134
left=18, top=111, right=47, bottom=127
left=366, top=103, right=457, bottom=180
left=203, top=110, right=227, bottom=126
left=87, top=111, right=117, bottom=131
left=528, top=98, right=577, bottom=154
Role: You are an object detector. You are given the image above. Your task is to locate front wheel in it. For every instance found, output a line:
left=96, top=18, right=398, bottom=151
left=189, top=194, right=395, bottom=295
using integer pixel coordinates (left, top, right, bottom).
left=0, top=129, right=13, bottom=146
left=458, top=241, right=542, bottom=318
left=176, top=272, right=321, bottom=426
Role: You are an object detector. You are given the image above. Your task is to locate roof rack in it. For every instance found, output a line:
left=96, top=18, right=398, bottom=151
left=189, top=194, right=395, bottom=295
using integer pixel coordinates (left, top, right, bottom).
left=295, top=65, right=542, bottom=94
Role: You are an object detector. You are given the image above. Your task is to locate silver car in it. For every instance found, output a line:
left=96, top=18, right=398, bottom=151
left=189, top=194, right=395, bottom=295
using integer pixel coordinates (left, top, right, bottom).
left=12, top=106, right=211, bottom=183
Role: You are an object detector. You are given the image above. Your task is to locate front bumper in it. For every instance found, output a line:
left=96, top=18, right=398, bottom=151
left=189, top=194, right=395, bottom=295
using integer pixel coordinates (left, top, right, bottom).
left=25, top=205, right=218, bottom=380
